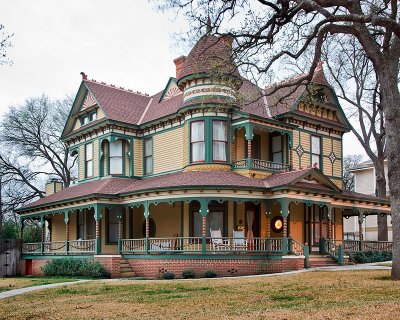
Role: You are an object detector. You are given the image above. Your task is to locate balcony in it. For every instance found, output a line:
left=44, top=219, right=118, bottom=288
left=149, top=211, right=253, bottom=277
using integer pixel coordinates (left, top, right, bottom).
left=232, top=158, right=290, bottom=173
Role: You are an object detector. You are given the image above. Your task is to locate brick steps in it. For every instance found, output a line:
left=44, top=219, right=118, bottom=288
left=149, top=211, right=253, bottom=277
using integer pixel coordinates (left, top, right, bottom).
left=119, top=258, right=136, bottom=278
left=308, top=255, right=338, bottom=268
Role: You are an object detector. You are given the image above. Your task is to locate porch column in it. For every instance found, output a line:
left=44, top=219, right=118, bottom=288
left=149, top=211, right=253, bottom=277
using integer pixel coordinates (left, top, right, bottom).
left=328, top=219, right=332, bottom=240
left=64, top=211, right=69, bottom=255
left=283, top=217, right=288, bottom=237
left=118, top=208, right=124, bottom=240
left=143, top=202, right=150, bottom=254
left=265, top=200, right=272, bottom=238
left=94, top=205, right=102, bottom=255
left=358, top=213, right=364, bottom=241
left=247, top=139, right=252, bottom=159
left=278, top=198, right=289, bottom=254
left=199, top=199, right=209, bottom=255
left=39, top=215, right=45, bottom=255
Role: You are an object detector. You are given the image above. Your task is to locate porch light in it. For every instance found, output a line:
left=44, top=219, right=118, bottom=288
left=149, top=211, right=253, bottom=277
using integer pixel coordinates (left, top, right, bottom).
left=271, top=216, right=283, bottom=233
left=379, top=212, right=386, bottom=217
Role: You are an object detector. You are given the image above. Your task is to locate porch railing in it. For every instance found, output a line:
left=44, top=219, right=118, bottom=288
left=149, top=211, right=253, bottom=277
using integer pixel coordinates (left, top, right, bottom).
left=332, top=239, right=393, bottom=253
left=232, top=158, right=290, bottom=173
left=22, top=239, right=96, bottom=255
left=322, top=239, right=344, bottom=265
left=289, top=238, right=309, bottom=268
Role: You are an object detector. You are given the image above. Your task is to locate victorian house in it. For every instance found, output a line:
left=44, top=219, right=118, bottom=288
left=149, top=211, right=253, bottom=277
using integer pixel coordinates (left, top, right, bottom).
left=17, top=34, right=391, bottom=278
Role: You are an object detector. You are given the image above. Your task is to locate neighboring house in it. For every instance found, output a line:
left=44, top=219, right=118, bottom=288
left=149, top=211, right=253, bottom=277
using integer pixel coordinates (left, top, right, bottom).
left=344, top=160, right=392, bottom=241
left=16, top=34, right=391, bottom=278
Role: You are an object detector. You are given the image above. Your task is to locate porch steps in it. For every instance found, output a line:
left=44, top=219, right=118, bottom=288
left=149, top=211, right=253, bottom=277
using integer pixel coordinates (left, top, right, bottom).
left=308, top=255, right=338, bottom=268
left=119, top=258, right=136, bottom=278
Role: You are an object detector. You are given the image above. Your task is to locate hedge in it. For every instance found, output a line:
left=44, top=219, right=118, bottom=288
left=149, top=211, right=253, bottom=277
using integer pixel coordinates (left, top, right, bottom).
left=42, top=258, right=109, bottom=278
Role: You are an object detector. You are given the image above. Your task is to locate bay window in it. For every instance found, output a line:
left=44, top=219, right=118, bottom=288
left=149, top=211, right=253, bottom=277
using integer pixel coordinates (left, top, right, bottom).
left=311, top=135, right=321, bottom=168
left=85, top=143, right=93, bottom=178
left=144, top=137, right=153, bottom=174
left=109, top=140, right=123, bottom=175
left=191, top=121, right=205, bottom=162
left=212, top=120, right=227, bottom=162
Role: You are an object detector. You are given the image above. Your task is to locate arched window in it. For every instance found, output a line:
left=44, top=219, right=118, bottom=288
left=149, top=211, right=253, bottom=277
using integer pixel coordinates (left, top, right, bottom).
left=109, top=140, right=123, bottom=175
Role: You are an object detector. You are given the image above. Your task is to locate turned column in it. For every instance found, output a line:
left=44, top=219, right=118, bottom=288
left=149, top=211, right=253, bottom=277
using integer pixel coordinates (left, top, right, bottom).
left=358, top=220, right=363, bottom=241
left=266, top=214, right=271, bottom=238
left=145, top=217, right=150, bottom=238
left=328, top=219, right=332, bottom=240
left=247, top=139, right=252, bottom=158
left=283, top=217, right=288, bottom=237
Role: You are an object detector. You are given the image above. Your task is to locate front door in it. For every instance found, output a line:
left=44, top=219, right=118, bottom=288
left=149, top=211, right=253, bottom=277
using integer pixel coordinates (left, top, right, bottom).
left=305, top=205, right=328, bottom=251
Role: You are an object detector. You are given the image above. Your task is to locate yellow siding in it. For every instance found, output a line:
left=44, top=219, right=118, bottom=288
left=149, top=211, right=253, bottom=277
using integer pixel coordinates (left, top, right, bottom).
left=291, top=131, right=300, bottom=169
left=333, top=159, right=342, bottom=177
left=134, top=139, right=142, bottom=176
left=78, top=145, right=85, bottom=181
left=69, top=211, right=78, bottom=240
left=260, top=201, right=267, bottom=238
left=183, top=202, right=189, bottom=237
left=323, top=157, right=333, bottom=176
left=260, top=132, right=269, bottom=161
left=125, top=208, right=130, bottom=238
left=73, top=119, right=80, bottom=130
left=227, top=201, right=234, bottom=237
left=334, top=208, right=343, bottom=240
left=322, top=137, right=332, bottom=155
left=289, top=203, right=304, bottom=243
left=302, top=153, right=311, bottom=168
left=183, top=122, right=189, bottom=166
left=153, top=127, right=184, bottom=174
left=235, top=129, right=246, bottom=160
left=149, top=202, right=181, bottom=237
left=332, top=139, right=341, bottom=156
left=124, top=142, right=130, bottom=176
left=93, top=139, right=99, bottom=177
left=300, top=131, right=310, bottom=152
left=51, top=214, right=66, bottom=242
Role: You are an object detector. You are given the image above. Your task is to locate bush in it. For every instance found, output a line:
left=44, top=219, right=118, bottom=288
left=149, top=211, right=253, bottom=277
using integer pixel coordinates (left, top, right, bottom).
left=182, top=269, right=196, bottom=279
left=42, top=258, right=109, bottom=278
left=204, top=270, right=217, bottom=278
left=161, top=271, right=175, bottom=280
left=349, top=250, right=392, bottom=264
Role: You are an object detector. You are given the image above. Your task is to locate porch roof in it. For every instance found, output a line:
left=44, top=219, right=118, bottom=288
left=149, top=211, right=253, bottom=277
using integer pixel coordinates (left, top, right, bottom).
left=17, top=168, right=390, bottom=213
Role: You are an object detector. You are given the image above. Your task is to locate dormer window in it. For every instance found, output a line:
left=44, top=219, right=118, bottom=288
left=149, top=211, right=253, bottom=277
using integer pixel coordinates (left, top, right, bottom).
left=80, top=111, right=97, bottom=126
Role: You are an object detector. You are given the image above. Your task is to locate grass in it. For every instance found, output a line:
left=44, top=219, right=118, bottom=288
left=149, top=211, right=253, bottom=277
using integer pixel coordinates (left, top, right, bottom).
left=0, top=277, right=78, bottom=293
left=0, top=270, right=399, bottom=319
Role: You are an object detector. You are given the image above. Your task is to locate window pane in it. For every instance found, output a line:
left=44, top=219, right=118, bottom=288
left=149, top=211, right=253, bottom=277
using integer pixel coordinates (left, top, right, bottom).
left=272, top=152, right=283, bottom=163
left=312, top=154, right=320, bottom=168
left=272, top=135, right=282, bottom=153
left=213, top=121, right=227, bottom=140
left=144, top=138, right=152, bottom=156
left=110, top=157, right=123, bottom=174
left=192, top=142, right=205, bottom=162
left=86, top=143, right=93, bottom=160
left=191, top=122, right=204, bottom=142
left=109, top=140, right=122, bottom=157
left=312, top=136, right=321, bottom=154
left=145, top=156, right=153, bottom=174
left=86, top=160, right=93, bottom=177
left=213, top=141, right=226, bottom=161
left=209, top=212, right=223, bottom=236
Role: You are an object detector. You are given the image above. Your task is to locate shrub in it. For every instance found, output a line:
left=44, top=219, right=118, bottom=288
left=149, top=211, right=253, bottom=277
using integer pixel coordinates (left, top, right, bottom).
left=161, top=271, right=175, bottom=280
left=42, top=258, right=109, bottom=278
left=349, top=250, right=392, bottom=264
left=204, top=270, right=217, bottom=278
left=182, top=269, right=196, bottom=279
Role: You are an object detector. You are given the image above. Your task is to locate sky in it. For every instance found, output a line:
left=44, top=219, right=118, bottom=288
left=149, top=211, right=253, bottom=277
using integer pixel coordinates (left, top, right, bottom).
left=0, top=0, right=367, bottom=157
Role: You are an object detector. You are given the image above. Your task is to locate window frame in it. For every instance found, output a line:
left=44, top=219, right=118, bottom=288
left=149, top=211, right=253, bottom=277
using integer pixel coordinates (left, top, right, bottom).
left=190, top=120, right=206, bottom=163
left=311, top=135, right=321, bottom=168
left=212, top=120, right=228, bottom=163
left=270, top=134, right=283, bottom=163
left=144, top=137, right=153, bottom=175
left=85, top=143, right=93, bottom=178
left=106, top=208, right=119, bottom=245
left=109, top=140, right=124, bottom=176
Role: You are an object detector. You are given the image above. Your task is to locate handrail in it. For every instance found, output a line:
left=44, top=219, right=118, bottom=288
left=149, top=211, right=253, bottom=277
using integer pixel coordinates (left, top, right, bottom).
left=323, top=239, right=344, bottom=265
left=232, top=158, right=290, bottom=172
left=289, top=238, right=309, bottom=268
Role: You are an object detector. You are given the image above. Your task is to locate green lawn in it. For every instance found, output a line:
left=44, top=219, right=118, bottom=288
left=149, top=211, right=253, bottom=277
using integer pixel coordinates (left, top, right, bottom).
left=0, top=277, right=77, bottom=293
left=0, top=270, right=399, bottom=319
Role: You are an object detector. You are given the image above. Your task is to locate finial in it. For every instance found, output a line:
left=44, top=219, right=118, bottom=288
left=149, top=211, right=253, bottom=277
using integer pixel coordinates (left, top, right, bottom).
left=80, top=72, right=87, bottom=80
left=206, top=16, right=212, bottom=34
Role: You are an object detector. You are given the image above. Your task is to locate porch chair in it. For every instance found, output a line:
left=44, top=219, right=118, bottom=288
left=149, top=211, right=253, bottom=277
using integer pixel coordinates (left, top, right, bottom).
left=233, top=230, right=248, bottom=251
left=210, top=228, right=230, bottom=251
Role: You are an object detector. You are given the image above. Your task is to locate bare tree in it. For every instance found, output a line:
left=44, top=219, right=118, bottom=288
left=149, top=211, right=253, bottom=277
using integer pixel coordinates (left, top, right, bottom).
left=0, top=95, right=77, bottom=215
left=322, top=36, right=389, bottom=240
left=163, top=1, right=400, bottom=279
left=343, top=154, right=363, bottom=192
left=0, top=24, right=13, bottom=65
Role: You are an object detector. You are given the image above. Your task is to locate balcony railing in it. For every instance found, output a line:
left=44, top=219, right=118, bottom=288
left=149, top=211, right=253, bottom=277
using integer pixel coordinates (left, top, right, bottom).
left=22, top=239, right=96, bottom=255
left=232, top=158, right=290, bottom=173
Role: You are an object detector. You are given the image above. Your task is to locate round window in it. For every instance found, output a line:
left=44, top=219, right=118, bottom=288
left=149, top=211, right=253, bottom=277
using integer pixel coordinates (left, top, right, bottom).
left=271, top=216, right=284, bottom=233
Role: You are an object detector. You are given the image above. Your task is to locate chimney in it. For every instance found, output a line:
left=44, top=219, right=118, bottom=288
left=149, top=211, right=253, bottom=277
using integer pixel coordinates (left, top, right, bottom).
left=173, top=56, right=186, bottom=79
left=45, top=178, right=63, bottom=197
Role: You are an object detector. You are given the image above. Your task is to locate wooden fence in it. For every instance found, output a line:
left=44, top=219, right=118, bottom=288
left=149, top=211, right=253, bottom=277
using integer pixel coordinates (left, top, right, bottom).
left=0, top=239, right=21, bottom=276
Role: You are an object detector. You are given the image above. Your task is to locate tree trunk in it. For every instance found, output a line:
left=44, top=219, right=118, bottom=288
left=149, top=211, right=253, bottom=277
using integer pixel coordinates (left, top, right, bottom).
left=379, top=67, right=400, bottom=280
left=375, top=159, right=388, bottom=241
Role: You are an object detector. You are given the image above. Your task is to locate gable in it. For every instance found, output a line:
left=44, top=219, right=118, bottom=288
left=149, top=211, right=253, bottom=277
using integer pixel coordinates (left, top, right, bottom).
left=159, top=78, right=182, bottom=103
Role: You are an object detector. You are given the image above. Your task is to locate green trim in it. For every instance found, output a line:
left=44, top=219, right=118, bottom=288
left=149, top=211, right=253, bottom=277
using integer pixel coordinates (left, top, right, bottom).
left=142, top=123, right=185, bottom=138
left=121, top=254, right=284, bottom=260
left=158, top=77, right=177, bottom=103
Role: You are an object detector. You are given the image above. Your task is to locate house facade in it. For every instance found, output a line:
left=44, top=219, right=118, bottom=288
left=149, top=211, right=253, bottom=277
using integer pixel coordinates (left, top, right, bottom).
left=17, top=35, right=391, bottom=278
left=344, top=160, right=392, bottom=241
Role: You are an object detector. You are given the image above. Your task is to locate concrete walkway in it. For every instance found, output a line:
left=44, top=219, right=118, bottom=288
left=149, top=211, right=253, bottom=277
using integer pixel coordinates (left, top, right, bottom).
left=0, top=262, right=392, bottom=299
left=0, top=280, right=90, bottom=299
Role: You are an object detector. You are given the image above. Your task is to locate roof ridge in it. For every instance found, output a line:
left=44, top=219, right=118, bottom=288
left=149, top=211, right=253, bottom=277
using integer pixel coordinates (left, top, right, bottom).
left=84, top=79, right=150, bottom=97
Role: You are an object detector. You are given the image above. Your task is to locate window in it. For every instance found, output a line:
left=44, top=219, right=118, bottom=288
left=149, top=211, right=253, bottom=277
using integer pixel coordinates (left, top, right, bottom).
left=271, top=135, right=283, bottom=163
left=80, top=112, right=97, bottom=126
left=144, top=137, right=153, bottom=175
left=109, top=140, right=123, bottom=175
left=107, top=209, right=119, bottom=244
left=212, top=121, right=227, bottom=162
left=89, top=112, right=97, bottom=122
left=191, top=121, right=205, bottom=162
left=311, top=136, right=321, bottom=168
left=77, top=211, right=84, bottom=239
left=85, top=143, right=93, bottom=178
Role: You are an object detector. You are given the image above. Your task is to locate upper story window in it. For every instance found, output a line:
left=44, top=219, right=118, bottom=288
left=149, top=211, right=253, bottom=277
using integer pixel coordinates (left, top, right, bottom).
left=80, top=111, right=97, bottom=126
left=271, top=135, right=283, bottom=163
left=311, top=135, right=321, bottom=168
left=212, top=120, right=227, bottom=162
left=109, top=140, right=123, bottom=175
left=144, top=137, right=153, bottom=175
left=191, top=121, right=205, bottom=163
left=85, top=143, right=93, bottom=178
